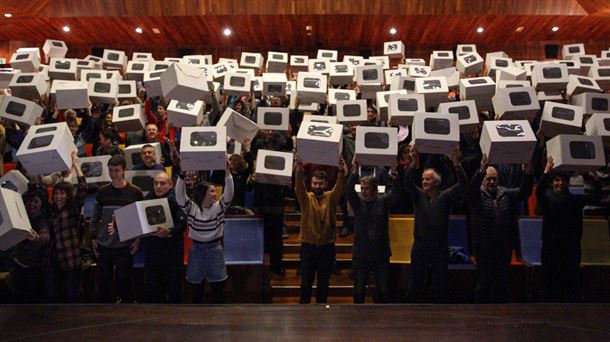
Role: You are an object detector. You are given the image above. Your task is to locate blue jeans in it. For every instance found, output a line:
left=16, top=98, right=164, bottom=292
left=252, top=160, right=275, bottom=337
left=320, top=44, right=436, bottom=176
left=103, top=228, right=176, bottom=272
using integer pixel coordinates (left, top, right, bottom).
left=47, top=258, right=81, bottom=303
left=186, top=239, right=227, bottom=284
left=299, top=243, right=335, bottom=304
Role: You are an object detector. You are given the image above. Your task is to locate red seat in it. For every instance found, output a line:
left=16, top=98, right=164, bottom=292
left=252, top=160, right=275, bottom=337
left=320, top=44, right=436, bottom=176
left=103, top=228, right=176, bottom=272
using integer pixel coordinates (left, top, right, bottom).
left=3, top=163, right=16, bottom=175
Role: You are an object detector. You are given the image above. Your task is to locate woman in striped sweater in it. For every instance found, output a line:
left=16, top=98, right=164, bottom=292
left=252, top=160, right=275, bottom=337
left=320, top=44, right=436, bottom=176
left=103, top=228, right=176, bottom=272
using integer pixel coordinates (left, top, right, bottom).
left=176, top=156, right=234, bottom=304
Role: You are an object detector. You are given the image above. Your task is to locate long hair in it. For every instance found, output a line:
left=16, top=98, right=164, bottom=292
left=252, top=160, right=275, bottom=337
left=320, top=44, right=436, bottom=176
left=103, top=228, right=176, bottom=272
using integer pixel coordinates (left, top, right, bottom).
left=23, top=185, right=51, bottom=218
left=193, top=181, right=214, bottom=208
left=52, top=181, right=75, bottom=208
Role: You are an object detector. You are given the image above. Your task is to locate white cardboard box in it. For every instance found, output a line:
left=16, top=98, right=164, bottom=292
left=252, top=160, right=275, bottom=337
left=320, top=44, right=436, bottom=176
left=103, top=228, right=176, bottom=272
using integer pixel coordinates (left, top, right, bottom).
left=0, top=170, right=29, bottom=195
left=558, top=59, right=581, bottom=75
left=384, top=41, right=405, bottom=58
left=387, top=93, right=425, bottom=126
left=0, top=188, right=32, bottom=251
left=572, top=55, right=598, bottom=74
left=9, top=51, right=39, bottom=72
left=492, top=87, right=540, bottom=120
left=76, top=59, right=96, bottom=76
left=80, top=69, right=120, bottom=81
left=376, top=90, right=407, bottom=121
left=48, top=58, right=77, bottom=80
left=9, top=73, right=47, bottom=100
left=0, top=95, right=43, bottom=127
left=290, top=55, right=309, bottom=72
left=537, top=90, right=565, bottom=105
left=296, top=72, right=327, bottom=103
left=117, top=80, right=137, bottom=100
left=588, top=66, right=610, bottom=90
left=566, top=75, right=602, bottom=97
left=539, top=102, right=584, bottom=138
left=257, top=107, right=289, bottom=131
left=212, top=62, right=234, bottom=81
left=16, top=122, right=77, bottom=175
left=563, top=43, right=585, bottom=59
left=55, top=80, right=89, bottom=109
left=72, top=155, right=111, bottom=184
left=430, top=51, right=454, bottom=70
left=355, top=126, right=398, bottom=167
left=161, top=63, right=208, bottom=102
left=531, top=63, right=569, bottom=91
left=343, top=55, right=364, bottom=67
left=125, top=61, right=150, bottom=81
left=223, top=72, right=252, bottom=96
left=486, top=57, right=513, bottom=79
left=267, top=52, right=288, bottom=73
left=328, top=89, right=356, bottom=105
left=183, top=55, right=211, bottom=66
left=226, top=140, right=242, bottom=156
left=437, top=100, right=479, bottom=133
left=262, top=73, right=287, bottom=96
left=571, top=93, right=610, bottom=115
left=112, top=104, right=145, bottom=132
left=457, top=44, right=477, bottom=56
left=167, top=99, right=204, bottom=127
left=547, top=134, right=605, bottom=171
left=84, top=55, right=103, bottom=69
left=251, top=76, right=263, bottom=97
left=355, top=65, right=384, bottom=85
left=143, top=70, right=165, bottom=98
left=179, top=126, right=227, bottom=171
left=43, top=39, right=68, bottom=59
left=329, top=62, right=354, bottom=85
left=414, top=77, right=449, bottom=108
left=115, top=198, right=174, bottom=242
left=217, top=107, right=260, bottom=142
left=368, top=56, right=390, bottom=69
left=218, top=58, right=239, bottom=68
left=302, top=115, right=338, bottom=124
left=102, top=49, right=127, bottom=69
left=0, top=68, right=20, bottom=88
left=132, top=52, right=154, bottom=62
left=240, top=52, right=264, bottom=69
left=496, top=65, right=526, bottom=81
left=408, top=65, right=431, bottom=78
left=309, top=59, right=330, bottom=74
left=254, top=149, right=294, bottom=186
left=124, top=142, right=161, bottom=170
left=585, top=113, right=610, bottom=147
left=164, top=57, right=182, bottom=64
left=496, top=80, right=531, bottom=90
left=479, top=120, right=537, bottom=164
left=317, top=49, right=338, bottom=61
left=402, top=58, right=427, bottom=67
left=125, top=170, right=163, bottom=196
left=336, top=99, right=368, bottom=124
left=149, top=61, right=171, bottom=72
left=460, top=77, right=496, bottom=99
left=88, top=79, right=118, bottom=104
left=296, top=121, right=343, bottom=166
left=430, top=67, right=460, bottom=89
left=411, top=112, right=459, bottom=155
left=385, top=68, right=407, bottom=85
left=390, top=75, right=416, bottom=91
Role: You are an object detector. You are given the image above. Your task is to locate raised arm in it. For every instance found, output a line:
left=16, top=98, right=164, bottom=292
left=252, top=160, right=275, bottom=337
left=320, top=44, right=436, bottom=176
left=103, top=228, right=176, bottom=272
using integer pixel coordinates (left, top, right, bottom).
left=468, top=154, right=487, bottom=201
left=346, top=158, right=361, bottom=213
left=536, top=156, right=553, bottom=208
left=220, top=160, right=234, bottom=208
left=294, top=155, right=308, bottom=205
left=330, top=155, right=348, bottom=203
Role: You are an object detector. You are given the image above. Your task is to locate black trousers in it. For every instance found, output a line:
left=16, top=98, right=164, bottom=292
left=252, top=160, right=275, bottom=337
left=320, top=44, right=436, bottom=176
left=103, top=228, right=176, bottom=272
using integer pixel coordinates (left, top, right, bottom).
left=145, top=256, right=183, bottom=304
left=541, top=238, right=581, bottom=302
left=474, top=240, right=512, bottom=303
left=352, top=258, right=389, bottom=304
left=12, top=264, right=45, bottom=303
left=263, top=213, right=284, bottom=272
left=96, top=245, right=133, bottom=303
left=299, top=243, right=335, bottom=304
left=405, top=245, right=448, bottom=303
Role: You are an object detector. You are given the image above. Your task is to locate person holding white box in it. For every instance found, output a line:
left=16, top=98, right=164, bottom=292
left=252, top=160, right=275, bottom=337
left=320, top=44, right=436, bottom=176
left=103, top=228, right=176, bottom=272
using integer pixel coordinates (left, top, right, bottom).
left=175, top=153, right=234, bottom=304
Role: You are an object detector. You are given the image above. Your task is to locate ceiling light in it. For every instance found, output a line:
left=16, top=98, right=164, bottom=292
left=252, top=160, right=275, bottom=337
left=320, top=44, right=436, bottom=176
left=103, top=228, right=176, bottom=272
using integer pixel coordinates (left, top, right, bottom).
left=552, top=26, right=559, bottom=32
left=62, top=26, right=70, bottom=32
left=223, top=28, right=232, bottom=36
left=152, top=28, right=160, bottom=34
left=4, top=13, right=12, bottom=18
left=389, top=28, right=397, bottom=35
left=515, top=26, right=524, bottom=32
left=135, top=27, right=143, bottom=34
left=476, top=27, right=484, bottom=33
left=305, top=25, right=312, bottom=31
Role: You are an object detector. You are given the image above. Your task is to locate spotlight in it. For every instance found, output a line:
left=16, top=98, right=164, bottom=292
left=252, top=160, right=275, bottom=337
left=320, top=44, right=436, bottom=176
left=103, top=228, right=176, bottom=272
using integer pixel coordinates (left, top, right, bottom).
left=4, top=13, right=12, bottom=18
left=389, top=27, right=397, bottom=35
left=135, top=27, right=143, bottom=34
left=223, top=28, right=232, bottom=36
left=552, top=26, right=559, bottom=32
left=477, top=27, right=484, bottom=33
left=62, top=26, right=70, bottom=32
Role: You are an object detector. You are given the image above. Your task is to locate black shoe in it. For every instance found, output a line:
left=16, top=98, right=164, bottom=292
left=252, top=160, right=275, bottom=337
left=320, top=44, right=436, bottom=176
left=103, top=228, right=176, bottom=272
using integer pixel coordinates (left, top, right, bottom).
left=339, top=227, right=352, bottom=238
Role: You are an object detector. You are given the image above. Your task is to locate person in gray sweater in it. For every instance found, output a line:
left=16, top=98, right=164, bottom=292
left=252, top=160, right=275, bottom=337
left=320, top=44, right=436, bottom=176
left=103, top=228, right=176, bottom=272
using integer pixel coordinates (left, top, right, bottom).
left=402, top=146, right=466, bottom=303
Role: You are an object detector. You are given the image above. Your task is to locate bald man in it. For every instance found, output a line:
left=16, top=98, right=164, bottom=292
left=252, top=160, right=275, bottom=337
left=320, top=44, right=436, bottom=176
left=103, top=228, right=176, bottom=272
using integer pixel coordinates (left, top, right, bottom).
left=467, top=155, right=533, bottom=303
left=140, top=172, right=187, bottom=303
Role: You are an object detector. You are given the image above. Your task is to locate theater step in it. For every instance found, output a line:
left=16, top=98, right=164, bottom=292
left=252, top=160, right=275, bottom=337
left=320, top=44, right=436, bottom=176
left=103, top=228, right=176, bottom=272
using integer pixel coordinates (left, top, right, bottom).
left=282, top=232, right=354, bottom=255
left=269, top=268, right=376, bottom=300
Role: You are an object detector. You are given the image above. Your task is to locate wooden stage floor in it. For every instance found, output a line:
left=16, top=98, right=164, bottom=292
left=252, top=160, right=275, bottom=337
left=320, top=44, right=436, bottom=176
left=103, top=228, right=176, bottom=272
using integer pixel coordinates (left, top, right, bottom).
left=1, top=304, right=609, bottom=341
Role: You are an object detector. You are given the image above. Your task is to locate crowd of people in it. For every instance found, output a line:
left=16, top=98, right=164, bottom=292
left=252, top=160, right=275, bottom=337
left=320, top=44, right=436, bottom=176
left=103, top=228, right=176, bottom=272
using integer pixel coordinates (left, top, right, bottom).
left=1, top=58, right=608, bottom=305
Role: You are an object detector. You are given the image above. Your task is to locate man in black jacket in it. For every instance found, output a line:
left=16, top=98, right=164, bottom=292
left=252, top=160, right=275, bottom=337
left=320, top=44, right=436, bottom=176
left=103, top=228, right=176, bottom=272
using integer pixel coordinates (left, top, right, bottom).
left=141, top=172, right=187, bottom=303
left=467, top=154, right=533, bottom=303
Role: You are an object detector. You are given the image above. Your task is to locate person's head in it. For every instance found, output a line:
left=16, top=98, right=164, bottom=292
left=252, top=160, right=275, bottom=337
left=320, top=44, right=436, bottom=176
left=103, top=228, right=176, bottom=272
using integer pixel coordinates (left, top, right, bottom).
left=359, top=175, right=378, bottom=201
left=153, top=172, right=172, bottom=197
left=108, top=155, right=127, bottom=182
left=483, top=166, right=499, bottom=193
left=157, top=103, right=167, bottom=119
left=552, top=173, right=569, bottom=193
left=103, top=112, right=113, bottom=126
left=228, top=154, right=247, bottom=174
left=311, top=170, right=328, bottom=196
left=270, top=96, right=282, bottom=107
left=66, top=117, right=79, bottom=137
left=140, top=144, right=156, bottom=167
left=233, top=99, right=245, bottom=113
left=98, top=129, right=115, bottom=147
left=194, top=181, right=217, bottom=208
left=138, top=88, right=147, bottom=102
left=367, top=105, right=378, bottom=124
left=349, top=124, right=357, bottom=137
left=23, top=187, right=48, bottom=217
left=145, top=123, right=159, bottom=142
left=422, top=168, right=441, bottom=194
left=53, top=182, right=74, bottom=209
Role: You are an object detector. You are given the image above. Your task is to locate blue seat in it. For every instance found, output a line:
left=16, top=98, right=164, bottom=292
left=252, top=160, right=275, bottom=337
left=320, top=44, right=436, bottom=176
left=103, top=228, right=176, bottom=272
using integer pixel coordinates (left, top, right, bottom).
left=223, top=217, right=264, bottom=265
left=448, top=217, right=475, bottom=269
left=518, top=218, right=543, bottom=267
left=83, top=193, right=97, bottom=218
left=132, top=246, right=146, bottom=268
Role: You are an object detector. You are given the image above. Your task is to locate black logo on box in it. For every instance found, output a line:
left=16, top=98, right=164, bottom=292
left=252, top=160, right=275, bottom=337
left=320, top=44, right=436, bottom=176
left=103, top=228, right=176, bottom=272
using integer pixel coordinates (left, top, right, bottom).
left=313, top=62, right=326, bottom=71
left=176, top=102, right=195, bottom=111
left=145, top=205, right=167, bottom=225
left=245, top=56, right=256, bottom=64
left=94, top=82, right=111, bottom=93
left=86, top=73, right=101, bottom=81
left=388, top=44, right=398, bottom=52
left=81, top=161, right=103, bottom=177
left=568, top=46, right=581, bottom=53
left=551, top=106, right=575, bottom=121
left=132, top=63, right=145, bottom=71
left=5, top=101, right=26, bottom=116
left=264, top=155, right=286, bottom=170
left=154, top=64, right=168, bottom=70
left=397, top=98, right=418, bottom=111
left=272, top=54, right=284, bottom=60
left=0, top=180, right=17, bottom=192
left=322, top=52, right=333, bottom=58
left=424, top=118, right=450, bottom=135
left=131, top=153, right=143, bottom=166
left=35, top=126, right=56, bottom=134
left=560, top=61, right=574, bottom=67
left=464, top=55, right=478, bottom=64
left=119, top=84, right=131, bottom=94
left=468, top=78, right=487, bottom=85
left=51, top=41, right=64, bottom=48
left=215, top=65, right=228, bottom=73
left=437, top=52, right=450, bottom=57
left=303, top=78, right=321, bottom=88
left=402, top=80, right=415, bottom=90
left=448, top=106, right=470, bottom=120
left=413, top=67, right=428, bottom=75
left=150, top=71, right=163, bottom=78
left=362, top=69, right=378, bottom=81
left=423, top=80, right=442, bottom=90
left=542, top=67, right=562, bottom=79
left=118, top=107, right=134, bottom=118
left=55, top=61, right=71, bottom=70
left=343, top=104, right=362, bottom=117
left=592, top=98, right=608, bottom=111
left=294, top=58, right=305, bottom=64
left=190, top=132, right=217, bottom=147
left=364, top=132, right=389, bottom=149
left=334, top=92, right=350, bottom=100
left=285, top=83, right=292, bottom=91
left=604, top=118, right=610, bottom=131
left=496, top=123, right=525, bottom=137
left=509, top=91, right=532, bottom=106
left=599, top=69, right=610, bottom=77
left=15, top=54, right=28, bottom=61
left=580, top=57, right=593, bottom=64
left=267, top=84, right=283, bottom=93
left=462, top=46, right=473, bottom=52
left=348, top=58, right=360, bottom=66
left=107, top=52, right=120, bottom=61
left=264, top=112, right=283, bottom=126
left=307, top=125, right=333, bottom=137
left=495, top=59, right=509, bottom=67
left=570, top=141, right=596, bottom=159
left=77, top=60, right=89, bottom=66
left=230, top=76, right=246, bottom=87
left=578, top=78, right=594, bottom=86
left=16, top=75, right=33, bottom=83
left=28, top=135, right=53, bottom=149
left=334, top=65, right=348, bottom=73
left=506, top=83, right=525, bottom=88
